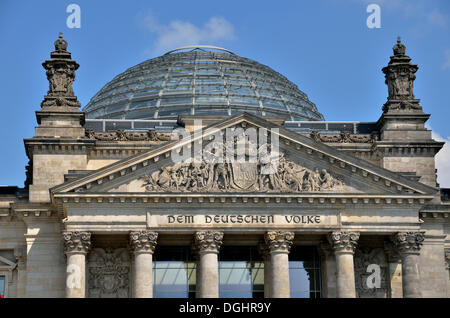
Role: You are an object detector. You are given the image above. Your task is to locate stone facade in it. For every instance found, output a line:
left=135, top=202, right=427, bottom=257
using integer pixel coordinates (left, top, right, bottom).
left=0, top=35, right=448, bottom=298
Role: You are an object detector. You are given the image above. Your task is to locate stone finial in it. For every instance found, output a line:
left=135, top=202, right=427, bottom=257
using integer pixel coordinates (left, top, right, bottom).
left=194, top=231, right=224, bottom=254
left=393, top=36, right=406, bottom=56
left=63, top=231, right=91, bottom=254
left=129, top=231, right=158, bottom=253
left=381, top=37, right=422, bottom=113
left=328, top=231, right=359, bottom=254
left=264, top=231, right=294, bottom=253
left=54, top=32, right=68, bottom=52
left=391, top=231, right=424, bottom=255
left=40, top=33, right=81, bottom=108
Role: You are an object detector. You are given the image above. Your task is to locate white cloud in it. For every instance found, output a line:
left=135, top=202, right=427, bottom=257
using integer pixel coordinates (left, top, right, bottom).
left=428, top=125, right=450, bottom=188
left=443, top=49, right=450, bottom=70
left=141, top=11, right=235, bottom=55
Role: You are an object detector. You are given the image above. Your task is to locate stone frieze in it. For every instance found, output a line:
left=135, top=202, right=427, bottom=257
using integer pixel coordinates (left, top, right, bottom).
left=85, top=129, right=171, bottom=142
left=140, top=153, right=347, bottom=193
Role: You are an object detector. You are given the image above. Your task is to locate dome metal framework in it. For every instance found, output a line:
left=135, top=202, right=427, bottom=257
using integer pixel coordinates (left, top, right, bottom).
left=83, top=46, right=325, bottom=121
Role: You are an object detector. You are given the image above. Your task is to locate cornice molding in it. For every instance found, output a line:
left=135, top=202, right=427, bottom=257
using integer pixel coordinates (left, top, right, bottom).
left=48, top=113, right=438, bottom=197
left=52, top=192, right=433, bottom=205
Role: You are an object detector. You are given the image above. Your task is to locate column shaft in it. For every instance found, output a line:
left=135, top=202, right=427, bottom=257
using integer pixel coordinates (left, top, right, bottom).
left=392, top=231, right=424, bottom=298
left=401, top=253, right=421, bottom=298
left=194, top=231, right=223, bottom=298
left=198, top=252, right=219, bottom=298
left=129, top=230, right=158, bottom=298
left=66, top=253, right=87, bottom=298
left=328, top=231, right=359, bottom=298
left=62, top=231, right=91, bottom=298
left=134, top=252, right=154, bottom=298
left=335, top=252, right=356, bottom=298
left=264, top=231, right=294, bottom=298
left=270, top=252, right=290, bottom=298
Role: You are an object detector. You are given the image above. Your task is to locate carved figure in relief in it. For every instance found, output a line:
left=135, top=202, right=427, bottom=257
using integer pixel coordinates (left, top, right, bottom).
left=320, top=169, right=336, bottom=189
left=140, top=139, right=346, bottom=193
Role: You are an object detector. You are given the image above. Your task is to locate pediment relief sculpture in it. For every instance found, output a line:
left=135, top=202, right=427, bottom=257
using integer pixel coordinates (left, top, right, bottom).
left=140, top=151, right=349, bottom=193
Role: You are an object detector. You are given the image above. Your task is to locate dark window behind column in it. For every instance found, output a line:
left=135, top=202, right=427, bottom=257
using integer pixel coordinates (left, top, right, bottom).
left=289, top=246, right=322, bottom=298
left=153, top=246, right=196, bottom=298
left=219, top=246, right=264, bottom=298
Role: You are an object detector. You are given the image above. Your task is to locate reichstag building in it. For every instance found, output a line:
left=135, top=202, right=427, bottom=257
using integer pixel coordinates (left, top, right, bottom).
left=0, top=34, right=448, bottom=298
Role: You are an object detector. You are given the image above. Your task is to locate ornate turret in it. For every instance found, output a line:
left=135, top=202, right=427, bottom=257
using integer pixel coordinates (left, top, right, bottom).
left=381, top=37, right=422, bottom=113
left=34, top=33, right=85, bottom=138
left=40, top=33, right=81, bottom=109
left=376, top=37, right=444, bottom=189
left=25, top=34, right=92, bottom=202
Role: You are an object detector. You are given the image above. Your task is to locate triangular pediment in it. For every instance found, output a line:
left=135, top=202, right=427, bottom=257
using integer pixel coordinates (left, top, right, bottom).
left=51, top=113, right=437, bottom=198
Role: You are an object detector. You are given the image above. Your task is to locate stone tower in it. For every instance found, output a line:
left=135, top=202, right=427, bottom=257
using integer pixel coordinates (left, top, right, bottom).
left=375, top=37, right=444, bottom=188
left=25, top=33, right=92, bottom=202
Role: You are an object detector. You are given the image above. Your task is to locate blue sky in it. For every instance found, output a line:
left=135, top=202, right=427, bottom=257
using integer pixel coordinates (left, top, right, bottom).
left=1, top=0, right=450, bottom=187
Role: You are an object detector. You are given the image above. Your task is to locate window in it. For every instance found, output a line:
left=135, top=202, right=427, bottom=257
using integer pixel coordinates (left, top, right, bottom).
left=219, top=246, right=264, bottom=298
left=289, top=246, right=322, bottom=298
left=153, top=246, right=196, bottom=298
left=0, top=276, right=4, bottom=298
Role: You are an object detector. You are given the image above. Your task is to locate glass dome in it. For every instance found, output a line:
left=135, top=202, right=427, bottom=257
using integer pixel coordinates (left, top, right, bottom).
left=83, top=46, right=324, bottom=121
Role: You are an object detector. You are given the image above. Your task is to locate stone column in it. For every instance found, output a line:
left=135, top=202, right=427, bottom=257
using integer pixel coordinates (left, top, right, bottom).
left=129, top=230, right=158, bottom=298
left=391, top=231, right=424, bottom=298
left=258, top=242, right=272, bottom=298
left=328, top=231, right=359, bottom=298
left=319, top=242, right=337, bottom=298
left=194, top=231, right=223, bottom=298
left=264, top=231, right=294, bottom=298
left=384, top=242, right=403, bottom=298
left=63, top=231, right=91, bottom=298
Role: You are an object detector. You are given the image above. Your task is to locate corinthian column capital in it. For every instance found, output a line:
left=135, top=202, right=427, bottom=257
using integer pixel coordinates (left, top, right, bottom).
left=264, top=231, right=294, bottom=253
left=391, top=231, right=424, bottom=255
left=194, top=231, right=224, bottom=254
left=63, top=231, right=91, bottom=255
left=129, top=230, right=158, bottom=253
left=328, top=231, right=360, bottom=254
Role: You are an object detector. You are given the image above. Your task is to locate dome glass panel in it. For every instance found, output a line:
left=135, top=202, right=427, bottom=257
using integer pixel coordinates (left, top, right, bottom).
left=83, top=47, right=324, bottom=121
